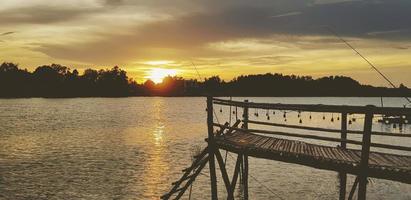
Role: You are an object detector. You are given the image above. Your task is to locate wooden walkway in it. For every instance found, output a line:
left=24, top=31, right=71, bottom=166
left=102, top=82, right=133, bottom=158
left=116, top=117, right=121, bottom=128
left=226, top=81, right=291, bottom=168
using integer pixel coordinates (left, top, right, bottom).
left=215, top=130, right=411, bottom=184
left=162, top=97, right=411, bottom=200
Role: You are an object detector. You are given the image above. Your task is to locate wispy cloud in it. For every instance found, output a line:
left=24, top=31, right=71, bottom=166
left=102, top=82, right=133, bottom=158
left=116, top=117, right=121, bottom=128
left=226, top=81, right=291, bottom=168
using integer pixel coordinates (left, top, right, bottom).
left=270, top=11, right=302, bottom=18
left=1, top=31, right=15, bottom=36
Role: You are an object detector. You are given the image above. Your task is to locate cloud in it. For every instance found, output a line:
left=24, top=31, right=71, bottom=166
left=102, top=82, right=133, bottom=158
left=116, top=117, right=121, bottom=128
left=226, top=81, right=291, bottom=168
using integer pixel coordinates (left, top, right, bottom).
left=103, top=0, right=123, bottom=6
left=313, top=0, right=361, bottom=5
left=0, top=5, right=99, bottom=25
left=270, top=11, right=302, bottom=18
left=1, top=31, right=15, bottom=36
left=33, top=0, right=411, bottom=64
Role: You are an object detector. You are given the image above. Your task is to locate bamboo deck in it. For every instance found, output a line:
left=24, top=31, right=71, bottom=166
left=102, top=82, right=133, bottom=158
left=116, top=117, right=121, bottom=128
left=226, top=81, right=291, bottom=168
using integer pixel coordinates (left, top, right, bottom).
left=215, top=130, right=411, bottom=184
left=162, top=98, right=411, bottom=200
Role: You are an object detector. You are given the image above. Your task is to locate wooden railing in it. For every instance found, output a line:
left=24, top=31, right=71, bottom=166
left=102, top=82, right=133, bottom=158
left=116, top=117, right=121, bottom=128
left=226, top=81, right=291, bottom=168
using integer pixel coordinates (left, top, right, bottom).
left=209, top=97, right=411, bottom=200
left=212, top=97, right=411, bottom=152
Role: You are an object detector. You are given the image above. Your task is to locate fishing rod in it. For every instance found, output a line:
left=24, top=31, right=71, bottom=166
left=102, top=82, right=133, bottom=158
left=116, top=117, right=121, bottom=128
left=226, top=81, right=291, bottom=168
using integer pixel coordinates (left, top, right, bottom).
left=325, top=26, right=411, bottom=105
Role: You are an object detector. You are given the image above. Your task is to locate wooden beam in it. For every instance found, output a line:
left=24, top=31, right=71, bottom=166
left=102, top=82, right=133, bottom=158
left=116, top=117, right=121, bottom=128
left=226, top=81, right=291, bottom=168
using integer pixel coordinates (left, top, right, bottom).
left=358, top=106, right=374, bottom=200
left=243, top=153, right=249, bottom=200
left=341, top=112, right=348, bottom=149
left=243, top=100, right=249, bottom=129
left=161, top=157, right=209, bottom=199
left=174, top=158, right=209, bottom=199
left=228, top=154, right=243, bottom=200
left=215, top=149, right=232, bottom=196
left=213, top=97, right=411, bottom=115
left=348, top=177, right=359, bottom=200
left=339, top=172, right=347, bottom=200
left=246, top=119, right=411, bottom=138
left=339, top=113, right=348, bottom=200
left=207, top=96, right=218, bottom=200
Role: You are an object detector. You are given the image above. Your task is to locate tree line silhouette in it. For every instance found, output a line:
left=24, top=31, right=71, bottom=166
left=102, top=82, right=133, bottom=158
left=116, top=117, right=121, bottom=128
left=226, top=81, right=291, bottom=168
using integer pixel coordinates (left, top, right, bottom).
left=0, top=62, right=410, bottom=98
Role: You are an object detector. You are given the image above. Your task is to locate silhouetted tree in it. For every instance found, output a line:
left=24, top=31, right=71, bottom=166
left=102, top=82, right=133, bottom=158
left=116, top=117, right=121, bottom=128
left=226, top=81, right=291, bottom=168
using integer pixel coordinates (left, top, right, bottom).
left=0, top=62, right=32, bottom=97
left=0, top=62, right=410, bottom=98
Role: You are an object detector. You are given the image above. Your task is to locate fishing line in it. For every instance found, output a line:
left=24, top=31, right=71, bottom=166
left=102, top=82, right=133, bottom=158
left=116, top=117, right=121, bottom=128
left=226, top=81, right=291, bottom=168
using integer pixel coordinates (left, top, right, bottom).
left=324, top=26, right=411, bottom=105
left=191, top=61, right=221, bottom=124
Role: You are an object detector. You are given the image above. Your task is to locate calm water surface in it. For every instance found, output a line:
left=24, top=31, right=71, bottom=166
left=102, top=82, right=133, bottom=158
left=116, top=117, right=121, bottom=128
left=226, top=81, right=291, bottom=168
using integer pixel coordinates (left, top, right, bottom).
left=0, top=97, right=410, bottom=199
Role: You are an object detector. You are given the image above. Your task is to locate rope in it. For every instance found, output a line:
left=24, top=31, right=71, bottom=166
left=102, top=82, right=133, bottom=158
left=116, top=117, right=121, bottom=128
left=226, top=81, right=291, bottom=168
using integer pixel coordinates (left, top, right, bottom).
left=225, top=152, right=285, bottom=200
left=188, top=182, right=193, bottom=200
left=213, top=109, right=220, bottom=125
left=191, top=61, right=203, bottom=81
left=248, top=172, right=286, bottom=200
left=191, top=61, right=221, bottom=124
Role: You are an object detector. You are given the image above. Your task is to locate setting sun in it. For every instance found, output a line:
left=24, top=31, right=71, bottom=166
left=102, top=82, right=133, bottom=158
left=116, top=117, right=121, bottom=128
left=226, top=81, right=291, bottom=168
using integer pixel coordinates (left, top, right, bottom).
left=145, top=68, right=178, bottom=84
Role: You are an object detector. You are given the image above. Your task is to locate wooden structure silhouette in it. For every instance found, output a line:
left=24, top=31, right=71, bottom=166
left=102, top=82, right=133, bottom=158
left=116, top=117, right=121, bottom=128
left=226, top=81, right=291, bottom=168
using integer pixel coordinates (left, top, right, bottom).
left=162, top=97, right=411, bottom=200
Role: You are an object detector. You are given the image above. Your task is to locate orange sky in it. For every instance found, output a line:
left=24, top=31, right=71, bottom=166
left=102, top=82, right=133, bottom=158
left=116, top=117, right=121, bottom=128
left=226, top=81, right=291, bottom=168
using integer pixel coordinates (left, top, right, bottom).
left=1, top=0, right=410, bottom=86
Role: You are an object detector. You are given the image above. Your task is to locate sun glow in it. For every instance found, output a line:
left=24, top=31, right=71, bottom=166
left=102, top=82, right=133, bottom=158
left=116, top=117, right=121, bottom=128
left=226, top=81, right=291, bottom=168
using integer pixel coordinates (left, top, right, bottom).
left=144, top=60, right=174, bottom=66
left=145, top=68, right=178, bottom=84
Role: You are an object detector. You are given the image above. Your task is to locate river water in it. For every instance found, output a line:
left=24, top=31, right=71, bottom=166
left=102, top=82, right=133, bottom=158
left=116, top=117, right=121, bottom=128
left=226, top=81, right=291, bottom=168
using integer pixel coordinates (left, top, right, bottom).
left=0, top=97, right=410, bottom=199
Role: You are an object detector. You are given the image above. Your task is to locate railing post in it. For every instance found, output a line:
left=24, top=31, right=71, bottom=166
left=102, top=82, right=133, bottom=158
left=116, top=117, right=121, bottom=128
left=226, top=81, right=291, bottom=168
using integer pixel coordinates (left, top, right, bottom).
left=243, top=152, right=249, bottom=200
left=358, top=106, right=374, bottom=200
left=339, top=112, right=348, bottom=200
left=341, top=112, right=348, bottom=149
left=207, top=96, right=218, bottom=200
left=243, top=100, right=249, bottom=129
left=242, top=99, right=249, bottom=199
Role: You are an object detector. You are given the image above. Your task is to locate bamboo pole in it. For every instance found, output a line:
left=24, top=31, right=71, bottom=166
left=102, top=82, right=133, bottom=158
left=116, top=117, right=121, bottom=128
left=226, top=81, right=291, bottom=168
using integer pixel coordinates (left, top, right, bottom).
left=243, top=152, right=249, bottom=200
left=207, top=96, right=218, bottom=200
left=358, top=106, right=374, bottom=200
left=213, top=98, right=411, bottom=115
left=242, top=99, right=249, bottom=200
left=246, top=119, right=411, bottom=138
left=339, top=112, right=348, bottom=200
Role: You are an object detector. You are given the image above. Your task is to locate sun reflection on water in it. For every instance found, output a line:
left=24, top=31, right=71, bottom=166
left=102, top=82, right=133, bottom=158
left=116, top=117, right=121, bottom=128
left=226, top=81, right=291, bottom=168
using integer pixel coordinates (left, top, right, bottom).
left=141, top=98, right=170, bottom=197
left=153, top=124, right=164, bottom=145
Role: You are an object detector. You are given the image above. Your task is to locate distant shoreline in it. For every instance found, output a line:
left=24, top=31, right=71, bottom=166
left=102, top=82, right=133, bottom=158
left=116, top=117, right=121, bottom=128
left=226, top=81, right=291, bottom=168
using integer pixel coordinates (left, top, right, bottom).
left=1, top=95, right=410, bottom=99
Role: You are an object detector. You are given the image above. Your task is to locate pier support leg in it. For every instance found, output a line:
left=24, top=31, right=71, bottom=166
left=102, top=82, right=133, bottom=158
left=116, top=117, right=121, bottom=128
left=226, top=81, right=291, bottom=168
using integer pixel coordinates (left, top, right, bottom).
left=348, top=177, right=359, bottom=200
left=357, top=177, right=367, bottom=200
left=207, top=97, right=218, bottom=200
left=339, top=172, right=347, bottom=200
left=228, top=154, right=242, bottom=200
left=358, top=108, right=374, bottom=200
left=339, top=113, right=348, bottom=200
left=242, top=153, right=249, bottom=200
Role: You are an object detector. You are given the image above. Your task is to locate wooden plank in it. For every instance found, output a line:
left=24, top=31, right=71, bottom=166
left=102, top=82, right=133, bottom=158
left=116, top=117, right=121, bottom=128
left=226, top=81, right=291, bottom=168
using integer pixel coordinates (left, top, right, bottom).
left=338, top=149, right=356, bottom=162
left=368, top=153, right=390, bottom=166
left=258, top=137, right=271, bottom=148
left=213, top=97, right=411, bottom=115
left=261, top=138, right=277, bottom=150
left=272, top=139, right=283, bottom=151
left=255, top=137, right=271, bottom=148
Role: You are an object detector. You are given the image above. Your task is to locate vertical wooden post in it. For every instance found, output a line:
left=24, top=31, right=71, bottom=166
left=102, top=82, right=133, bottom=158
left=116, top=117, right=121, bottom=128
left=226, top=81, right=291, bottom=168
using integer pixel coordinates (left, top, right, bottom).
left=341, top=112, right=348, bottom=149
left=339, top=112, right=348, bottom=200
left=243, top=153, right=249, bottom=200
left=207, top=96, right=218, bottom=200
left=242, top=99, right=249, bottom=199
left=243, top=100, right=249, bottom=129
left=358, top=106, right=374, bottom=200
left=228, top=154, right=243, bottom=200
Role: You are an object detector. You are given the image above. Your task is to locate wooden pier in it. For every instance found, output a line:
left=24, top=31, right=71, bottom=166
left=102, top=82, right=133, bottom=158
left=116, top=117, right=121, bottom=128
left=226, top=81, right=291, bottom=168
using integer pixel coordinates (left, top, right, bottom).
left=162, top=97, right=411, bottom=200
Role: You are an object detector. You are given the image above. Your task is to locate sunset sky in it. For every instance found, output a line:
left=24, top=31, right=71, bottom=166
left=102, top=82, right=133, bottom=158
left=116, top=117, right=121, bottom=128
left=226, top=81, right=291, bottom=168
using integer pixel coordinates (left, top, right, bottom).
left=1, top=0, right=410, bottom=86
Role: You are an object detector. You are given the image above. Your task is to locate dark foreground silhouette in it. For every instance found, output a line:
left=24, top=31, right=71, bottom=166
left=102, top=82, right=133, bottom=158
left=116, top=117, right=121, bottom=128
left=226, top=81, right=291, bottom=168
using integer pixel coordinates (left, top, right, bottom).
left=0, top=62, right=410, bottom=98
